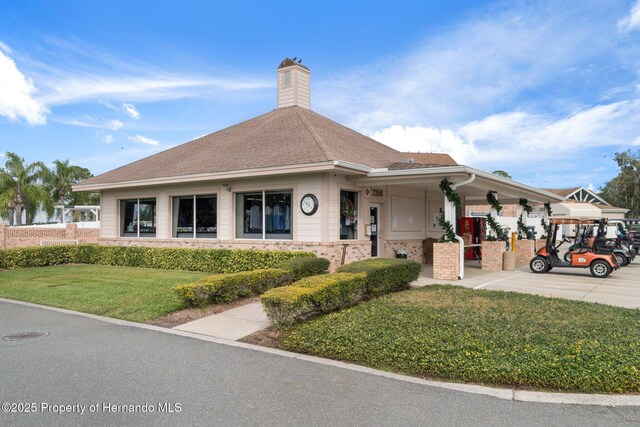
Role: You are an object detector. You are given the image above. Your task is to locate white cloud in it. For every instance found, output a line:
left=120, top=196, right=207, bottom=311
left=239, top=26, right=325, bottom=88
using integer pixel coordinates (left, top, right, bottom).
left=316, top=1, right=623, bottom=133
left=128, top=134, right=160, bottom=146
left=372, top=100, right=640, bottom=174
left=370, top=125, right=478, bottom=165
left=108, top=120, right=123, bottom=130
left=0, top=44, right=48, bottom=125
left=122, top=103, right=139, bottom=119
left=618, top=0, right=640, bottom=32
left=102, top=134, right=114, bottom=144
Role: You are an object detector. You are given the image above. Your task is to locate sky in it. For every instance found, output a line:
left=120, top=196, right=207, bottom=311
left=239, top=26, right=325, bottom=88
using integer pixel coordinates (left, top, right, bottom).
left=1, top=0, right=640, bottom=190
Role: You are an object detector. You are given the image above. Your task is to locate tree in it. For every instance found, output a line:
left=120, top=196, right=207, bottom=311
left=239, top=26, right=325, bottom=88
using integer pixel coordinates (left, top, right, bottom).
left=44, top=160, right=94, bottom=221
left=492, top=170, right=512, bottom=179
left=599, top=150, right=640, bottom=217
left=0, top=152, right=53, bottom=225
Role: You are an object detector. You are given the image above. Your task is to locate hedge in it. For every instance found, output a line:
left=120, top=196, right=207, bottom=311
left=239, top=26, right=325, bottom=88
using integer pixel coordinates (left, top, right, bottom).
left=336, top=258, right=421, bottom=296
left=261, top=273, right=366, bottom=326
left=174, top=268, right=295, bottom=306
left=0, top=244, right=314, bottom=273
left=276, top=257, right=330, bottom=281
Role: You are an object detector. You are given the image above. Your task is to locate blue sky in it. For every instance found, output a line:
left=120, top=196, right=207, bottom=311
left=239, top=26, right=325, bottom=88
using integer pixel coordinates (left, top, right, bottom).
left=1, top=0, right=639, bottom=190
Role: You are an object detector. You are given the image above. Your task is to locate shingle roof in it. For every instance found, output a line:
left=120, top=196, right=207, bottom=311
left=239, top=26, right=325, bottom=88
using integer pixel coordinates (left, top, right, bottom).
left=403, top=152, right=458, bottom=166
left=541, top=187, right=581, bottom=197
left=80, top=106, right=407, bottom=186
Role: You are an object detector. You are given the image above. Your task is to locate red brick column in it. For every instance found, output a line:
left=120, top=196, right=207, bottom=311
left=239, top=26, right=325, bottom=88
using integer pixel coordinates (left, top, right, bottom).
left=481, top=240, right=505, bottom=271
left=0, top=224, right=6, bottom=249
left=433, top=242, right=460, bottom=281
left=65, top=223, right=78, bottom=239
left=515, top=239, right=535, bottom=266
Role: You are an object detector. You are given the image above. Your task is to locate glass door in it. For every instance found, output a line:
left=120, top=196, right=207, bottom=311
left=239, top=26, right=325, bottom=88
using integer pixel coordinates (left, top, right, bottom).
left=370, top=204, right=380, bottom=257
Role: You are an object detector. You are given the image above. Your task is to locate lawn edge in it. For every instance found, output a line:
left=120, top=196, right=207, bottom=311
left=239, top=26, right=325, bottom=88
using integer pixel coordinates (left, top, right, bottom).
left=2, top=297, right=639, bottom=407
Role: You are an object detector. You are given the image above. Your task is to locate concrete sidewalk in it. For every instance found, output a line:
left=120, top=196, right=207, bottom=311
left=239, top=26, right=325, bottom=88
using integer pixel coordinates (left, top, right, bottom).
left=172, top=302, right=270, bottom=340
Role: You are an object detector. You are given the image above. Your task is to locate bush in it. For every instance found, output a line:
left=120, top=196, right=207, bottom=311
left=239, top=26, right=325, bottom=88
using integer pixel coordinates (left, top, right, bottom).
left=0, top=246, right=79, bottom=270
left=277, top=257, right=330, bottom=281
left=337, top=258, right=421, bottom=296
left=261, top=273, right=366, bottom=326
left=174, top=268, right=295, bottom=306
left=0, top=244, right=313, bottom=273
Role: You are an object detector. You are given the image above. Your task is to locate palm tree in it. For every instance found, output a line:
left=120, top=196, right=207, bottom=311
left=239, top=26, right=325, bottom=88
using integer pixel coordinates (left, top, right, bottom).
left=44, top=160, right=93, bottom=221
left=0, top=152, right=53, bottom=226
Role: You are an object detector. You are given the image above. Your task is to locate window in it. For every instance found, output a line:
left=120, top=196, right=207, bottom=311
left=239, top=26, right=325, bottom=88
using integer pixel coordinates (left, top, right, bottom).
left=340, top=190, right=358, bottom=240
left=283, top=70, right=291, bottom=87
left=236, top=190, right=292, bottom=239
left=120, top=198, right=156, bottom=237
left=172, top=195, right=217, bottom=238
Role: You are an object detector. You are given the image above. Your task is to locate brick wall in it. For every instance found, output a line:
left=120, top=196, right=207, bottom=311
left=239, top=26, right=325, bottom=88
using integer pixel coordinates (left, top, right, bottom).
left=515, top=239, right=535, bottom=266
left=382, top=239, right=423, bottom=263
left=0, top=224, right=99, bottom=249
left=433, top=242, right=460, bottom=281
left=481, top=240, right=505, bottom=271
left=98, top=238, right=372, bottom=272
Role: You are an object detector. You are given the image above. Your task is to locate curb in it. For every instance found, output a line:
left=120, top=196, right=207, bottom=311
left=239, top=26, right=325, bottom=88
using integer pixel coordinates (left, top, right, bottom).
left=2, top=298, right=639, bottom=407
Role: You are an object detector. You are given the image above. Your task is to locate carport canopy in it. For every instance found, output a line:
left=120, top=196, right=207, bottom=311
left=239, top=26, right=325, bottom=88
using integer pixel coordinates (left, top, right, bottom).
left=352, top=165, right=565, bottom=205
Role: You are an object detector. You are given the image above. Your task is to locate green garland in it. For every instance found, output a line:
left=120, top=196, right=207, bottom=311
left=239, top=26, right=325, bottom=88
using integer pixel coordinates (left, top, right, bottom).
left=438, top=215, right=457, bottom=242
left=486, top=191, right=502, bottom=214
left=540, top=203, right=553, bottom=238
left=517, top=217, right=533, bottom=240
left=438, top=178, right=461, bottom=242
left=486, top=213, right=503, bottom=237
left=439, top=178, right=461, bottom=207
left=518, top=198, right=532, bottom=214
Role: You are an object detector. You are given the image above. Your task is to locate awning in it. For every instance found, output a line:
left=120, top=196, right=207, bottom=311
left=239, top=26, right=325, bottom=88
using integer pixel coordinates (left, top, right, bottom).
left=352, top=165, right=564, bottom=204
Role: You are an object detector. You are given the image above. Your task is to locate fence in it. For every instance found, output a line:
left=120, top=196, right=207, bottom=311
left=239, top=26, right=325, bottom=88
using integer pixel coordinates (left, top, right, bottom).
left=0, top=224, right=99, bottom=249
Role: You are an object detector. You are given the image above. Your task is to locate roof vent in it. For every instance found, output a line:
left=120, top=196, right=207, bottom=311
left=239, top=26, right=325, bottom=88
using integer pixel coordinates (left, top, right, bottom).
left=404, top=157, right=415, bottom=164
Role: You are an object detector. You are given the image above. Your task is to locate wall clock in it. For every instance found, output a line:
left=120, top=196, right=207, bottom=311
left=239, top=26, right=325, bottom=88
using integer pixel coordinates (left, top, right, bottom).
left=300, top=193, right=319, bottom=216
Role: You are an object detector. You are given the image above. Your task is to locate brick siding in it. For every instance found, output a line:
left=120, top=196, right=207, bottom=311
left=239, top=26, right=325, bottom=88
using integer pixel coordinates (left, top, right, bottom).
left=433, top=242, right=460, bottom=281
left=481, top=240, right=505, bottom=271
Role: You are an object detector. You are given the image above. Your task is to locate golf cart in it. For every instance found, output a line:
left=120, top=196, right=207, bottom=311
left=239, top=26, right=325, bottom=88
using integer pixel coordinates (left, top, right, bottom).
left=564, top=220, right=634, bottom=266
left=530, top=217, right=620, bottom=278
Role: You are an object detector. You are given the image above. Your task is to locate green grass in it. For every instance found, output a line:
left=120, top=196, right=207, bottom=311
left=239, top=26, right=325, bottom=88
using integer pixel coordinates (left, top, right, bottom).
left=279, top=285, right=640, bottom=393
left=0, top=264, right=207, bottom=322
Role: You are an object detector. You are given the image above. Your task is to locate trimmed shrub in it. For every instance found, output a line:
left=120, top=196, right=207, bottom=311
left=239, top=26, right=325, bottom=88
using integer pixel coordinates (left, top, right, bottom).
left=0, top=244, right=313, bottom=273
left=277, top=257, right=330, bottom=281
left=261, top=272, right=366, bottom=326
left=174, top=268, right=295, bottom=306
left=0, top=245, right=79, bottom=270
left=337, top=258, right=421, bottom=296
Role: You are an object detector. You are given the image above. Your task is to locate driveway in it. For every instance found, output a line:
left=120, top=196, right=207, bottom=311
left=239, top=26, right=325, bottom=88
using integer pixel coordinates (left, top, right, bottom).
left=2, top=301, right=640, bottom=426
left=418, top=262, right=640, bottom=309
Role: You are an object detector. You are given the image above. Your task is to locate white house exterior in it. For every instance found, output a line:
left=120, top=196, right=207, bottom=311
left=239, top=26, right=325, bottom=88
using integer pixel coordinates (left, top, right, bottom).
left=75, top=58, right=563, bottom=270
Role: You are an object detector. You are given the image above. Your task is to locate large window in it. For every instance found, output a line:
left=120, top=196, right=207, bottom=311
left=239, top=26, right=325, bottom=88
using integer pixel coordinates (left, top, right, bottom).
left=340, top=190, right=358, bottom=240
left=236, top=190, right=292, bottom=239
left=120, top=198, right=156, bottom=238
left=173, top=195, right=217, bottom=238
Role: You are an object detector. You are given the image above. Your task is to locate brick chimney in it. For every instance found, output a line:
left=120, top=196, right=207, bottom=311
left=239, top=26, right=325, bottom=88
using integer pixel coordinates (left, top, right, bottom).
left=277, top=58, right=310, bottom=109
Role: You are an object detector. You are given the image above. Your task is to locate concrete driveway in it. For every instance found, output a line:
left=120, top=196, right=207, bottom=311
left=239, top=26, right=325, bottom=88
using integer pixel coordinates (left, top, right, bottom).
left=417, top=262, right=640, bottom=309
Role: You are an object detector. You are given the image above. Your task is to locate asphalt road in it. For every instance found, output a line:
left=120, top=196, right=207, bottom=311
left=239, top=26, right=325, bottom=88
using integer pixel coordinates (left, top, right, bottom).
left=1, top=301, right=640, bottom=427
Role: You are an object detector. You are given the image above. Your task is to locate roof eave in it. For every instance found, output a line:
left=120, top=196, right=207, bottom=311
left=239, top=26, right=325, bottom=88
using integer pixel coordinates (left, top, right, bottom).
left=358, top=165, right=565, bottom=203
left=73, top=160, right=373, bottom=192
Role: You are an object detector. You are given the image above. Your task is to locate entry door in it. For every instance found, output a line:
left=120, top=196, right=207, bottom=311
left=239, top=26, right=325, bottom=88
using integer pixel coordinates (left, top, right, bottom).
left=370, top=204, right=380, bottom=257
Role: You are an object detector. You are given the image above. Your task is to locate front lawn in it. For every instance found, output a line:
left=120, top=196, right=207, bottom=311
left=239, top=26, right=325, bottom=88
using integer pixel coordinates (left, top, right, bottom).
left=0, top=265, right=207, bottom=322
left=278, top=285, right=640, bottom=393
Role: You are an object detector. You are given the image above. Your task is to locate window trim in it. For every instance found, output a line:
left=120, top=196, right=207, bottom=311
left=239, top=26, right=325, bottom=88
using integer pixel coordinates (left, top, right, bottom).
left=120, top=197, right=157, bottom=238
left=171, top=194, right=218, bottom=239
left=234, top=189, right=293, bottom=241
